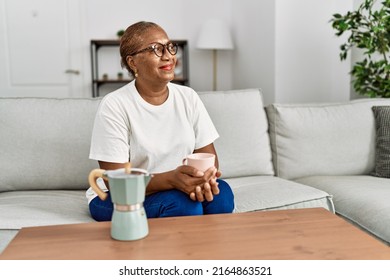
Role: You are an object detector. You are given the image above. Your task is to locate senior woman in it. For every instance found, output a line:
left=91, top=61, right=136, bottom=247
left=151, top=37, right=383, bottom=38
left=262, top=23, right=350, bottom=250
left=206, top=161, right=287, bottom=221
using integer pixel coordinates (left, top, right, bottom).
left=87, top=21, right=234, bottom=221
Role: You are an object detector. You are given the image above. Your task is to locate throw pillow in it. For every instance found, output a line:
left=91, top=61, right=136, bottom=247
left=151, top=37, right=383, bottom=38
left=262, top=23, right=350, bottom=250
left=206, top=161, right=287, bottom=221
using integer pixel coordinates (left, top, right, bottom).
left=371, top=106, right=390, bottom=178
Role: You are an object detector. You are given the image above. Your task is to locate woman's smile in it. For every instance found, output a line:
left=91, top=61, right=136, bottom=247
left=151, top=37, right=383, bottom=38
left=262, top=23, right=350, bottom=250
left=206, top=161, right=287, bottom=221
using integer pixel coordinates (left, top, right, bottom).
left=159, top=63, right=174, bottom=71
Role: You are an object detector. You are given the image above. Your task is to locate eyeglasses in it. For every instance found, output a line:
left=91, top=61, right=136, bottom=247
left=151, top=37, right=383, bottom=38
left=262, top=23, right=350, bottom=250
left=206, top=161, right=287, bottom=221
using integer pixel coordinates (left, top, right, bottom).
left=131, top=42, right=178, bottom=57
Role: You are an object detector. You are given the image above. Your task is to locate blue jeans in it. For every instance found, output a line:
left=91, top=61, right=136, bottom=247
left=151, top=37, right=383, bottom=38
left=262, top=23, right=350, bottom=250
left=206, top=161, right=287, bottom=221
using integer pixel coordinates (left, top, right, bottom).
left=89, top=179, right=234, bottom=221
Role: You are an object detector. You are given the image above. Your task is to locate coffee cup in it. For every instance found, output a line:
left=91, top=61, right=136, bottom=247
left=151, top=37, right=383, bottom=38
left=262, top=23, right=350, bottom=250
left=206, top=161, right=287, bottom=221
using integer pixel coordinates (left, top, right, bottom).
left=182, top=153, right=215, bottom=172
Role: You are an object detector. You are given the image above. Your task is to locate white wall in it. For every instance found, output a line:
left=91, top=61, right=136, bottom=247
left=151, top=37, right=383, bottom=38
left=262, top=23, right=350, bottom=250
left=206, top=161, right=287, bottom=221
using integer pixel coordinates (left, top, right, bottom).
left=232, top=0, right=353, bottom=104
left=274, top=0, right=352, bottom=103
left=231, top=0, right=275, bottom=105
left=0, top=0, right=355, bottom=103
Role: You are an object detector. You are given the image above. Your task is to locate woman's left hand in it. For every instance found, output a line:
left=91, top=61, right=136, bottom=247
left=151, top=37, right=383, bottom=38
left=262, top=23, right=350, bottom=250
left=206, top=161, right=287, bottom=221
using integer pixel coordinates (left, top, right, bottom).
left=210, top=170, right=221, bottom=195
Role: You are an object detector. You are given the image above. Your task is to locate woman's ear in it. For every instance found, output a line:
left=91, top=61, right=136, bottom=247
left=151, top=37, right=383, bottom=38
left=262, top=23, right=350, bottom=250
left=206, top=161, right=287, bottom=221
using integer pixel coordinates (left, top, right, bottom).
left=126, top=55, right=136, bottom=70
left=126, top=55, right=138, bottom=77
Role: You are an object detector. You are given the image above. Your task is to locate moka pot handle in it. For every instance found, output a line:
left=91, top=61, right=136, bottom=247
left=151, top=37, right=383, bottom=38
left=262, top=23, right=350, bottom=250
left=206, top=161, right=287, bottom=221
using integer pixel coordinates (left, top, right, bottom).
left=88, top=169, right=108, bottom=200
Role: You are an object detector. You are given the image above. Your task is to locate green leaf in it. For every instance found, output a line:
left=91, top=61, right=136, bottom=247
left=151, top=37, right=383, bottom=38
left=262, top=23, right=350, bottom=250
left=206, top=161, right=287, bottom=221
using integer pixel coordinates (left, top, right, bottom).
left=331, top=0, right=390, bottom=97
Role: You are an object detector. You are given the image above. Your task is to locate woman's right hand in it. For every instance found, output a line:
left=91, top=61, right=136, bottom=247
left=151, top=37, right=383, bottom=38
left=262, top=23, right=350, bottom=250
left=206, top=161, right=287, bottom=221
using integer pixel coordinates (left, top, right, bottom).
left=172, top=165, right=217, bottom=202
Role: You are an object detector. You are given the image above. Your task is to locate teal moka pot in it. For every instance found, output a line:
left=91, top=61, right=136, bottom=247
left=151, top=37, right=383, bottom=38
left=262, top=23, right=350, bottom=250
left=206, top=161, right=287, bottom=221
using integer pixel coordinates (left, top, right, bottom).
left=88, top=165, right=151, bottom=241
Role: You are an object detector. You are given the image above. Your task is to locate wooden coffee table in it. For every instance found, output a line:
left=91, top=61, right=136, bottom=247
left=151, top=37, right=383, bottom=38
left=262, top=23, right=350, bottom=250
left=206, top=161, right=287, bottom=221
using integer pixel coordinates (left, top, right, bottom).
left=1, top=208, right=389, bottom=260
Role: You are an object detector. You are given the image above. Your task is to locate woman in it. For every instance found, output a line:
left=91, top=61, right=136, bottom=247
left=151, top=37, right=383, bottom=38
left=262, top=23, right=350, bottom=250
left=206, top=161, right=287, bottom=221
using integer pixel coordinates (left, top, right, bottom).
left=87, top=21, right=234, bottom=221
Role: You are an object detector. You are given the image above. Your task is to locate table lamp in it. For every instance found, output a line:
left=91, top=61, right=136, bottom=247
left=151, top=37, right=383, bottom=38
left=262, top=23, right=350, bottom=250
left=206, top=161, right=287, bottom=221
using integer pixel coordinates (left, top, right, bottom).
left=197, top=19, right=234, bottom=91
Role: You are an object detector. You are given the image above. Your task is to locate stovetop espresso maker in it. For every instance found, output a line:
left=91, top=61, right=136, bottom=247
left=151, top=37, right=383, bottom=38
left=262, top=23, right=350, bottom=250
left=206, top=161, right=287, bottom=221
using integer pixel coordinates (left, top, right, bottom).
left=88, top=164, right=151, bottom=241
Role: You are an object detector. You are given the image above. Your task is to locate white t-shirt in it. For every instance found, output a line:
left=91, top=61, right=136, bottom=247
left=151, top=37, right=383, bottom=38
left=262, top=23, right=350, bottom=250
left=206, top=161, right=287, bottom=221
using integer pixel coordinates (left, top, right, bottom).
left=87, top=81, right=219, bottom=203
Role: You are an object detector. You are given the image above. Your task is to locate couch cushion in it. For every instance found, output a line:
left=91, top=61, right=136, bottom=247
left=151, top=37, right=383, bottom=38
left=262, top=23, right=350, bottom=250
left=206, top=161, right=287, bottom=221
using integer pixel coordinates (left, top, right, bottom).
left=0, top=229, right=18, bottom=254
left=0, top=190, right=94, bottom=229
left=371, top=106, right=390, bottom=178
left=225, top=175, right=334, bottom=213
left=198, top=89, right=274, bottom=178
left=294, top=175, right=390, bottom=244
left=266, top=98, right=390, bottom=180
left=0, top=98, right=101, bottom=192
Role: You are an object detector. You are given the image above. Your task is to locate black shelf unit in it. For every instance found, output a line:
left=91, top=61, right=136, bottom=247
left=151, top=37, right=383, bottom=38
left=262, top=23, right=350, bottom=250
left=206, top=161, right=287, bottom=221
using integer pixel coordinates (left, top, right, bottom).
left=90, top=39, right=189, bottom=97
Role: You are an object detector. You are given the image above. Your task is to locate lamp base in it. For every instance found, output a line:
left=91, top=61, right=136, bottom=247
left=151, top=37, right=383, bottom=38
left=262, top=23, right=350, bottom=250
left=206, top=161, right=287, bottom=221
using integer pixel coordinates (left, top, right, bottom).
left=213, top=49, right=217, bottom=91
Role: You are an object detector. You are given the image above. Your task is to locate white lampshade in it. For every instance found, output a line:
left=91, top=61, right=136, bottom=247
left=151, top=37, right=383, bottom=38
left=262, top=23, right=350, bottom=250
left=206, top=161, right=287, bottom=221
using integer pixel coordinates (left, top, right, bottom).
left=197, top=19, right=234, bottom=50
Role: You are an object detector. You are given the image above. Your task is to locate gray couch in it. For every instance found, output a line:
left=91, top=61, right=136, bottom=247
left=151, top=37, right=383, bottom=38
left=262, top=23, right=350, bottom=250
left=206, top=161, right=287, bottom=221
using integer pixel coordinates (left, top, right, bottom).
left=1, top=88, right=389, bottom=254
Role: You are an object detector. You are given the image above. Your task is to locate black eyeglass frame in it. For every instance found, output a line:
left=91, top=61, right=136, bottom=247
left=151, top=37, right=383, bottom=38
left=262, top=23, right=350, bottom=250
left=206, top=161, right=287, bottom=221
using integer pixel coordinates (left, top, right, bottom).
left=130, top=42, right=178, bottom=57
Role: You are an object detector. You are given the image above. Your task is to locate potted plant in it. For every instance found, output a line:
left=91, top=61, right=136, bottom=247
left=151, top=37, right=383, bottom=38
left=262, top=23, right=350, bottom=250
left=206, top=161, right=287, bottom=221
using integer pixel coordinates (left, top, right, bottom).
left=117, top=29, right=125, bottom=39
left=330, top=0, right=390, bottom=98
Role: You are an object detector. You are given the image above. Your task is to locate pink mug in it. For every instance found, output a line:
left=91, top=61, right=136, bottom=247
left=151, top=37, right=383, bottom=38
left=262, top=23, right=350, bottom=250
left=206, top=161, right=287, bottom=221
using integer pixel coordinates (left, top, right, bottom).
left=182, top=153, right=215, bottom=172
